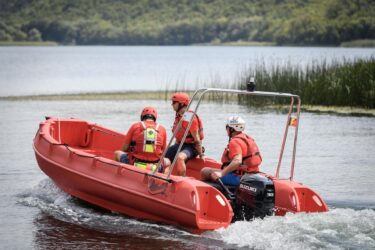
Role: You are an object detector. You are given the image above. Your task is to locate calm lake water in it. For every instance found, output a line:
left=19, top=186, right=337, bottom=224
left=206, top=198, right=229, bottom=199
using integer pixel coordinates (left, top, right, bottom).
left=1, top=100, right=374, bottom=249
left=0, top=46, right=375, bottom=249
left=0, top=46, right=375, bottom=96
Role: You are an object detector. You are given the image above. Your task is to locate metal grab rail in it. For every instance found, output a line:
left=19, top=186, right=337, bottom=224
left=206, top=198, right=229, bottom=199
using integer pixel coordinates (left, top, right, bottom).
left=154, top=87, right=301, bottom=182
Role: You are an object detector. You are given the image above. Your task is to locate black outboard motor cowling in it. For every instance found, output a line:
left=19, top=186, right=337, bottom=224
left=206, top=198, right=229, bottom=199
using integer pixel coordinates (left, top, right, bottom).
left=233, top=174, right=275, bottom=221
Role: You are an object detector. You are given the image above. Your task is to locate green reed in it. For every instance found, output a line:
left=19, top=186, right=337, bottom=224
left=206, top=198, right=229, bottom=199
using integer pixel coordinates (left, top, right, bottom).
left=236, top=58, right=375, bottom=109
left=2, top=58, right=373, bottom=111
left=167, top=57, right=375, bottom=110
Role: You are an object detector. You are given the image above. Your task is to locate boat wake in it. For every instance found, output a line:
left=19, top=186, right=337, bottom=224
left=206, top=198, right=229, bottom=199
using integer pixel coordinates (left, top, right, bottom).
left=19, top=179, right=375, bottom=250
left=17, top=179, right=234, bottom=249
left=205, top=207, right=375, bottom=249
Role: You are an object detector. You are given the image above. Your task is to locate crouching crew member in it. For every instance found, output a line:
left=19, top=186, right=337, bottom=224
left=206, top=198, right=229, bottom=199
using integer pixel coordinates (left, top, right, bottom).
left=201, top=116, right=262, bottom=186
left=114, top=106, right=168, bottom=172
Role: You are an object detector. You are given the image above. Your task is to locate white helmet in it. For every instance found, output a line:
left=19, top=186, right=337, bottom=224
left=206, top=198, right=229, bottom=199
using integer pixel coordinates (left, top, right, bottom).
left=226, top=116, right=245, bottom=132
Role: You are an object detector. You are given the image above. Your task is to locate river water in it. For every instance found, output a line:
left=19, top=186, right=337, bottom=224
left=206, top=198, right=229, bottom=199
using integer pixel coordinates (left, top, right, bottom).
left=0, top=46, right=374, bottom=97
left=1, top=100, right=374, bottom=249
left=0, top=46, right=375, bottom=249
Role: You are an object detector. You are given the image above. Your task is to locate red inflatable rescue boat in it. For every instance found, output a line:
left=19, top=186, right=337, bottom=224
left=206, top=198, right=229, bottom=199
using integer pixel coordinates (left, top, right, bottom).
left=33, top=88, right=328, bottom=232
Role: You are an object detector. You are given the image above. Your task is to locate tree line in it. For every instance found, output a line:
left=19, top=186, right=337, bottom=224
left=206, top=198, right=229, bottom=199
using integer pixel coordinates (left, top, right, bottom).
left=0, top=0, right=374, bottom=45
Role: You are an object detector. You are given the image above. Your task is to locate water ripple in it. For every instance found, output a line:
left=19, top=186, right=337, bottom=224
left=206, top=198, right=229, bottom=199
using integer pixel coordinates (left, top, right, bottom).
left=17, top=179, right=375, bottom=250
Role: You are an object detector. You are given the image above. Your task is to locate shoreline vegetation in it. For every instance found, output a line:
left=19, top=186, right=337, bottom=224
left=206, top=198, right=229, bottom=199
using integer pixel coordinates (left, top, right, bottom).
left=0, top=1, right=374, bottom=47
left=0, top=41, right=58, bottom=46
left=0, top=41, right=59, bottom=47
left=1, top=57, right=374, bottom=117
left=1, top=91, right=374, bottom=117
left=0, top=40, right=374, bottom=47
left=236, top=57, right=375, bottom=109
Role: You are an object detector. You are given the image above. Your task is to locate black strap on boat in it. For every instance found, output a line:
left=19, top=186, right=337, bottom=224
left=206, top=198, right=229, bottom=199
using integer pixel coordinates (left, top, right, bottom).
left=146, top=173, right=173, bottom=183
left=133, top=157, right=159, bottom=164
left=217, top=179, right=235, bottom=201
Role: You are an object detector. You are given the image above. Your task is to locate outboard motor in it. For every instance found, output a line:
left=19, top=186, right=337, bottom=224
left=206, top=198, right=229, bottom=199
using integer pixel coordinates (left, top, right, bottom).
left=233, top=174, right=275, bottom=221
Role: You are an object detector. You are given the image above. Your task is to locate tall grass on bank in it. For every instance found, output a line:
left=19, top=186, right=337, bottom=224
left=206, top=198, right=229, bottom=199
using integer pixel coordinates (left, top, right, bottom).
left=237, top=58, right=375, bottom=109
left=2, top=58, right=374, bottom=111
left=341, top=39, right=375, bottom=48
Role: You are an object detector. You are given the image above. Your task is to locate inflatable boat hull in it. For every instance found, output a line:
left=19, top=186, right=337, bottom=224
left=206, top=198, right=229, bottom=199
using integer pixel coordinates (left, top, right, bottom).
left=33, top=118, right=233, bottom=232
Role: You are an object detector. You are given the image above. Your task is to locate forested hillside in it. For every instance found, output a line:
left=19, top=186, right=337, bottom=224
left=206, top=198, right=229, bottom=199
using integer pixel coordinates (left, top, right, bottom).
left=0, top=0, right=374, bottom=45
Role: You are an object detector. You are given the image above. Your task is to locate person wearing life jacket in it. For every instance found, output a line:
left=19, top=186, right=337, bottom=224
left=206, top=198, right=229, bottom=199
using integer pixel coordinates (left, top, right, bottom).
left=114, top=106, right=168, bottom=172
left=164, top=92, right=205, bottom=176
left=200, top=116, right=262, bottom=186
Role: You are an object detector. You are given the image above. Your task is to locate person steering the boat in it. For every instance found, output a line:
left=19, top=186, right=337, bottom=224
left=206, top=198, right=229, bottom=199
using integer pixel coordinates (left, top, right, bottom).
left=201, top=116, right=262, bottom=186
left=114, top=106, right=168, bottom=172
left=164, top=92, right=205, bottom=176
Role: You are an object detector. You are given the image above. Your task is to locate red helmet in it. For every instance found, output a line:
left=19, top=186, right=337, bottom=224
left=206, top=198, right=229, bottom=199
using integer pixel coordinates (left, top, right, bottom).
left=171, top=92, right=190, bottom=106
left=141, top=106, right=157, bottom=120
